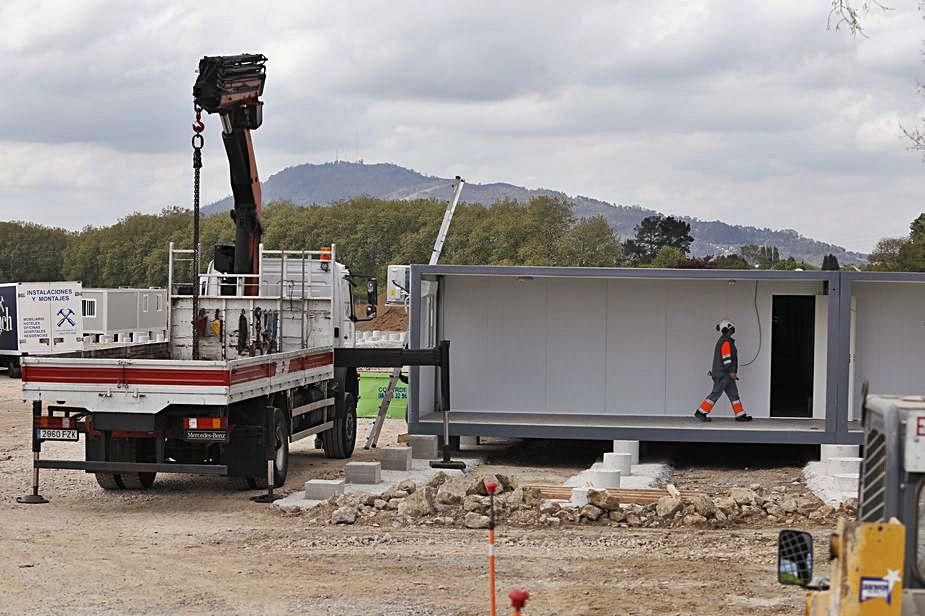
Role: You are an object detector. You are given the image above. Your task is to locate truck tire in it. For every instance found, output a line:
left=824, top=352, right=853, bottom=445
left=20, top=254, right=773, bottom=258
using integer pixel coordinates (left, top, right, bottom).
left=121, top=471, right=156, bottom=490
left=8, top=358, right=21, bottom=379
left=229, top=408, right=288, bottom=490
left=95, top=473, right=124, bottom=490
left=94, top=439, right=156, bottom=490
left=322, top=393, right=356, bottom=459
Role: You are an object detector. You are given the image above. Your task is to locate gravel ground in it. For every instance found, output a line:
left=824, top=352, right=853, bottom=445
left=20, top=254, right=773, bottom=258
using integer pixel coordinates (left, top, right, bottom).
left=0, top=378, right=826, bottom=615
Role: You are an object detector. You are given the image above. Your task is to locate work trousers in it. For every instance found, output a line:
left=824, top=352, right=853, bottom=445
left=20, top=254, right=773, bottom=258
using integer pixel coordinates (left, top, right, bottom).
left=697, top=374, right=745, bottom=416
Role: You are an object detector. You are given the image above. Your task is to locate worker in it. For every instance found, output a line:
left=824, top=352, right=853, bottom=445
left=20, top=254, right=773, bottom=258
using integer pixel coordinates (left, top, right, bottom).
left=694, top=319, right=753, bottom=422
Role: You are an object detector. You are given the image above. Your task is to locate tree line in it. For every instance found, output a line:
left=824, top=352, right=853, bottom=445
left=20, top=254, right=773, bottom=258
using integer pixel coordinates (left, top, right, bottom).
left=1, top=195, right=904, bottom=289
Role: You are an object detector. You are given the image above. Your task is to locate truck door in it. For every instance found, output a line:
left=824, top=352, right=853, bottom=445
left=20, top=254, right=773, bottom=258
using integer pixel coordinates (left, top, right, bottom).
left=339, top=277, right=355, bottom=347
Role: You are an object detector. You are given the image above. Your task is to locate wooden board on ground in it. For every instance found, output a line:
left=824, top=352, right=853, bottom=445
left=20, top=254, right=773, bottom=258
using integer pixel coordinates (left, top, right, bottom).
left=527, top=485, right=704, bottom=505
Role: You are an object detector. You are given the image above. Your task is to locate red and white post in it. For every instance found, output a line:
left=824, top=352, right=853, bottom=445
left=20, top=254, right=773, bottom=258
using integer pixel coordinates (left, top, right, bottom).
left=485, top=480, right=498, bottom=616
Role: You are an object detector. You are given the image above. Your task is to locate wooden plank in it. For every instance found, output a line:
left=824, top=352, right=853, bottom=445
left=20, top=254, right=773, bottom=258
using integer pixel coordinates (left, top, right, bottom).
left=526, top=484, right=704, bottom=504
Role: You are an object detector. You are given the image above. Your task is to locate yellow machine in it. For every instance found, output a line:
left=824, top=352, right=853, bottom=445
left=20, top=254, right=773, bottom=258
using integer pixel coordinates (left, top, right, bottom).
left=777, top=394, right=925, bottom=615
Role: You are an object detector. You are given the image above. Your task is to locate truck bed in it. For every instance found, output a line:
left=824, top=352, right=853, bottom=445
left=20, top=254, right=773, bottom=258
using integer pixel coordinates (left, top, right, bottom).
left=21, top=346, right=334, bottom=414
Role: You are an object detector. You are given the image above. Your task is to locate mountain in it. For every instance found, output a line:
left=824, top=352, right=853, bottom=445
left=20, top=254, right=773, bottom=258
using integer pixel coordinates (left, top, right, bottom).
left=204, top=161, right=867, bottom=265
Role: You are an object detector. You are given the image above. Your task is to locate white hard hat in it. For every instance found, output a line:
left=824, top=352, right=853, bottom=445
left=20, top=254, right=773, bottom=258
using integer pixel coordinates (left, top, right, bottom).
left=717, top=319, right=735, bottom=332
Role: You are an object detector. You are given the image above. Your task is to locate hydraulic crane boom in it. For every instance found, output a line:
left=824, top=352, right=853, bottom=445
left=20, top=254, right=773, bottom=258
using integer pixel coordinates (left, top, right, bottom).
left=193, top=54, right=267, bottom=291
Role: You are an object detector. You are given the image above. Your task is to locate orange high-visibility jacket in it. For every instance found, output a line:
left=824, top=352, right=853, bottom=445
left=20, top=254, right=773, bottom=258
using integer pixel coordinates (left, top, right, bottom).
left=711, top=334, right=737, bottom=376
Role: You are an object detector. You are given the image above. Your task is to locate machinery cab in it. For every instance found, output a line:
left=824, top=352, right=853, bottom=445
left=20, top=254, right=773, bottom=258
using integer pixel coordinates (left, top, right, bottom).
left=776, top=394, right=925, bottom=614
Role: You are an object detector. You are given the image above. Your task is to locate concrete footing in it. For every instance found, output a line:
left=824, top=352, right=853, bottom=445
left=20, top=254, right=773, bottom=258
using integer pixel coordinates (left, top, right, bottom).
left=821, top=444, right=860, bottom=462
left=570, top=487, right=589, bottom=506
left=834, top=473, right=859, bottom=493
left=827, top=456, right=862, bottom=476
left=379, top=445, right=412, bottom=471
left=345, top=461, right=382, bottom=484
left=603, top=452, right=633, bottom=475
left=588, top=469, right=622, bottom=489
left=408, top=434, right=439, bottom=459
left=304, top=479, right=345, bottom=500
left=612, top=440, right=640, bottom=465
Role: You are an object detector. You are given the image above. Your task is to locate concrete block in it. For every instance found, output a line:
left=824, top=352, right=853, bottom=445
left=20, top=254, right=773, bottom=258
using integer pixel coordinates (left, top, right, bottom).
left=612, top=440, right=640, bottom=465
left=408, top=434, right=439, bottom=459
left=834, top=473, right=859, bottom=494
left=603, top=452, right=633, bottom=475
left=827, top=456, right=862, bottom=476
left=820, top=444, right=860, bottom=462
left=304, top=479, right=345, bottom=500
left=345, top=461, right=382, bottom=485
left=570, top=487, right=589, bottom=507
left=587, top=469, right=622, bottom=489
left=379, top=445, right=412, bottom=471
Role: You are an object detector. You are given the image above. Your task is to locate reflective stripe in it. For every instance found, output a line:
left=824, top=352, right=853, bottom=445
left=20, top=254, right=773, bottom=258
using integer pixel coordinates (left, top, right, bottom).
left=699, top=399, right=714, bottom=413
left=732, top=400, right=744, bottom=414
left=721, top=341, right=732, bottom=358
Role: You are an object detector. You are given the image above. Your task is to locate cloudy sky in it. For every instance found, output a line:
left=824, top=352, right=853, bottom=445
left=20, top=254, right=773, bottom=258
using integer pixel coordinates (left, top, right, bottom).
left=2, top=1, right=922, bottom=252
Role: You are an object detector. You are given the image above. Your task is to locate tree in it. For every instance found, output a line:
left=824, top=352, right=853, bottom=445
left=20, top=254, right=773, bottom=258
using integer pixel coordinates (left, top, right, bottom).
left=625, top=215, right=694, bottom=263
left=557, top=216, right=625, bottom=267
left=652, top=245, right=686, bottom=268
left=868, top=237, right=906, bottom=271
left=713, top=254, right=749, bottom=269
left=821, top=254, right=840, bottom=270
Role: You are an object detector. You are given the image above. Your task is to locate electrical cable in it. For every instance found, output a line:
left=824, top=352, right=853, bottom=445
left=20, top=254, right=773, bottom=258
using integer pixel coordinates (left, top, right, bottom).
left=741, top=280, right=761, bottom=367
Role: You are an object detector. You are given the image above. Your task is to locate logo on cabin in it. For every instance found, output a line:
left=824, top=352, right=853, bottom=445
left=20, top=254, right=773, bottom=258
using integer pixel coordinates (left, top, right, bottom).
left=860, top=570, right=902, bottom=605
left=0, top=296, right=11, bottom=334
left=56, top=308, right=76, bottom=327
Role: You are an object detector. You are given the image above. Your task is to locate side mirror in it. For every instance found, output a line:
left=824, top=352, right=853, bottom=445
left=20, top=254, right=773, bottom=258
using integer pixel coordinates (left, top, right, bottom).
left=778, top=530, right=814, bottom=587
left=366, top=278, right=378, bottom=318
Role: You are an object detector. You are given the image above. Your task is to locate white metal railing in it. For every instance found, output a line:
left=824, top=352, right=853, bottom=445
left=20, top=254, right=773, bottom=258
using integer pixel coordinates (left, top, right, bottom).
left=167, top=242, right=337, bottom=301
left=167, top=242, right=337, bottom=357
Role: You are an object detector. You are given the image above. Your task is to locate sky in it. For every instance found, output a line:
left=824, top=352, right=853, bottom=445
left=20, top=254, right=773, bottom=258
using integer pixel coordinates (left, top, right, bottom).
left=1, top=1, right=923, bottom=252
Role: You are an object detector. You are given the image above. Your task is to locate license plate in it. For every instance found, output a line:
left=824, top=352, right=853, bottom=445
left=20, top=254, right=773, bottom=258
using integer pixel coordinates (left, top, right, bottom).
left=184, top=430, right=228, bottom=442
left=37, top=428, right=79, bottom=442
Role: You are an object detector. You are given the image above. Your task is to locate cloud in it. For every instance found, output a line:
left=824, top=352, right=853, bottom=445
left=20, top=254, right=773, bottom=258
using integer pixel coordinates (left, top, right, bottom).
left=0, top=0, right=922, bottom=252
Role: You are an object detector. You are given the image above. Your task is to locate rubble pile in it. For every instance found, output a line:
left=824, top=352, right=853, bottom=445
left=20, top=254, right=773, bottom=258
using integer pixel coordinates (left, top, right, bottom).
left=301, top=473, right=855, bottom=529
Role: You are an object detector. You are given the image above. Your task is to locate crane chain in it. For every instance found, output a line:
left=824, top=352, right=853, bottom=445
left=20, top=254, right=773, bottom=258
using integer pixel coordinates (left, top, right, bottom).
left=191, top=106, right=204, bottom=360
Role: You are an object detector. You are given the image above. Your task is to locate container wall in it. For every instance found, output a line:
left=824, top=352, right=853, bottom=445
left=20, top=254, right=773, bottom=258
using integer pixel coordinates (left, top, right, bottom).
left=425, top=273, right=828, bottom=419
left=852, top=281, right=925, bottom=411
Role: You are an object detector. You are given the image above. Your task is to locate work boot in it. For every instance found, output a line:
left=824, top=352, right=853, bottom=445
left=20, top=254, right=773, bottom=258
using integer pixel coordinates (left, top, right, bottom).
left=735, top=414, right=754, bottom=422
left=694, top=410, right=711, bottom=422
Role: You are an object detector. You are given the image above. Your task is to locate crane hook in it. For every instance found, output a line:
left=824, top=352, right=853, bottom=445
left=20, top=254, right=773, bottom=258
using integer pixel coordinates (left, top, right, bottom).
left=192, top=104, right=205, bottom=133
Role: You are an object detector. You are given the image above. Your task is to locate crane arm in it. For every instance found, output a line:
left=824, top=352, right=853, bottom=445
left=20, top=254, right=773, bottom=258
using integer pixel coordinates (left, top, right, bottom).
left=193, top=54, right=267, bottom=283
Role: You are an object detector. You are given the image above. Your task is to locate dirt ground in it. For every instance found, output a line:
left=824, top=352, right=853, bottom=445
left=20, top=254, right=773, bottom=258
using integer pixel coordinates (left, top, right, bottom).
left=0, top=378, right=827, bottom=616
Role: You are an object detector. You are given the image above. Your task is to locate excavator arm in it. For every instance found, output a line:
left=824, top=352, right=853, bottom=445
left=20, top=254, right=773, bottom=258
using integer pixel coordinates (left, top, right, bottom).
left=193, top=54, right=267, bottom=287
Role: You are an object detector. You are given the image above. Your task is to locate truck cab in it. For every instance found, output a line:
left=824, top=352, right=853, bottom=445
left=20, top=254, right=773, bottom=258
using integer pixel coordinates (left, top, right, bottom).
left=777, top=394, right=925, bottom=614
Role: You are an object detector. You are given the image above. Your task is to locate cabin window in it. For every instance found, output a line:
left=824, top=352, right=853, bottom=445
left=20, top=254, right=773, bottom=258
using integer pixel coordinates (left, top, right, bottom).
left=82, top=299, right=96, bottom=318
left=142, top=294, right=149, bottom=312
left=155, top=294, right=163, bottom=311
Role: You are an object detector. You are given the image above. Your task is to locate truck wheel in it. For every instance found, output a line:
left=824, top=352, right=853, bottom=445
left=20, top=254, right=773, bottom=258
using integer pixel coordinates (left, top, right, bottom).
left=322, top=393, right=356, bottom=459
left=121, top=472, right=156, bottom=490
left=8, top=358, right=21, bottom=379
left=95, top=473, right=124, bottom=490
left=119, top=438, right=156, bottom=490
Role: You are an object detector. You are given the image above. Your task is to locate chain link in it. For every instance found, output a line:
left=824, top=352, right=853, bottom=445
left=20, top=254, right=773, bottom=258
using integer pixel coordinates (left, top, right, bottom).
left=191, top=105, right=204, bottom=360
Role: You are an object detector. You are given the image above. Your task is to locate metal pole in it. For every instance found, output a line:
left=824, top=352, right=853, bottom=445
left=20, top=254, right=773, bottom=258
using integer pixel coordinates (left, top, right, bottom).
left=18, top=400, right=48, bottom=504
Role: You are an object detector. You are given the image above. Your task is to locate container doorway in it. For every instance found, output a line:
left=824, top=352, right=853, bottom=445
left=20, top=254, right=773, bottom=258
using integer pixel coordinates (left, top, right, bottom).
left=770, top=295, right=815, bottom=418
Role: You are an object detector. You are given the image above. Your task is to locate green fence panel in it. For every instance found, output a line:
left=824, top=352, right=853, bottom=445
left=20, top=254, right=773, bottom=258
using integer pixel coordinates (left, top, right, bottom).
left=357, top=370, right=408, bottom=418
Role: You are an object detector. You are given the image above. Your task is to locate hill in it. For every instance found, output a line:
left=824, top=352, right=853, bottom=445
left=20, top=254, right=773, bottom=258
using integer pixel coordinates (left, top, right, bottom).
left=205, top=161, right=866, bottom=265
